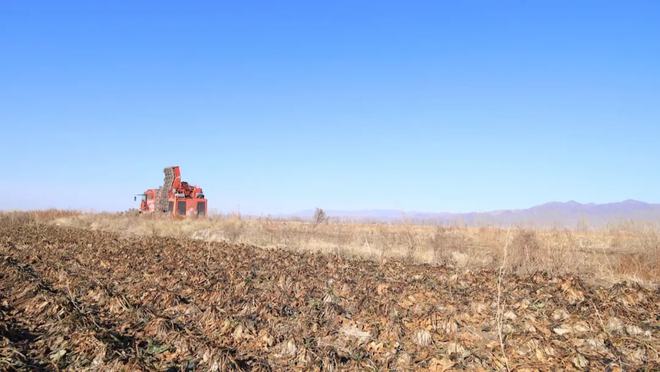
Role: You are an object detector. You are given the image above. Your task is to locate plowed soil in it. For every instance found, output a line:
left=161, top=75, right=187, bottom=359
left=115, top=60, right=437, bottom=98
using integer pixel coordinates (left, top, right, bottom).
left=1, top=219, right=658, bottom=370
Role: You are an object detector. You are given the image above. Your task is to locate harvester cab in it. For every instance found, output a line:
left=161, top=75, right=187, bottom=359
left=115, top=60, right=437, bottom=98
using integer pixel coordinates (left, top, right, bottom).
left=138, top=166, right=207, bottom=217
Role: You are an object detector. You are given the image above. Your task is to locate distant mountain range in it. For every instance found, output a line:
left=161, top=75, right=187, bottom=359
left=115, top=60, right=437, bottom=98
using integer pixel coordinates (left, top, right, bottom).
left=292, top=200, right=660, bottom=227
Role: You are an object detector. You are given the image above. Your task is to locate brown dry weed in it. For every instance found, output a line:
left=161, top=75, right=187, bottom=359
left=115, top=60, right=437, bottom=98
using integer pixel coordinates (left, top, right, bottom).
left=0, top=213, right=658, bottom=370
left=51, top=212, right=660, bottom=286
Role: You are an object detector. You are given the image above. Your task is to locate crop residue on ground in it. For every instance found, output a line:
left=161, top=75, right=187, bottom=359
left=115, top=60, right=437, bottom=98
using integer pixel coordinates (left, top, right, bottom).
left=0, top=218, right=658, bottom=370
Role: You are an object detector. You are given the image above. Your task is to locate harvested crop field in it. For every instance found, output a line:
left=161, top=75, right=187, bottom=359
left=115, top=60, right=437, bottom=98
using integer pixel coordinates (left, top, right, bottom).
left=1, top=217, right=658, bottom=370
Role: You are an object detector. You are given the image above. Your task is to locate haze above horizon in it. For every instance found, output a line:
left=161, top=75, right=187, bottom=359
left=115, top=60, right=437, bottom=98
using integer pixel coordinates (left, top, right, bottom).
left=1, top=1, right=659, bottom=214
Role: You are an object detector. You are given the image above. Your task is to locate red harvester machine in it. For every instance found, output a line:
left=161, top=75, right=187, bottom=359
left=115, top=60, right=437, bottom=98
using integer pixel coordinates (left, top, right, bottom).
left=136, top=166, right=207, bottom=217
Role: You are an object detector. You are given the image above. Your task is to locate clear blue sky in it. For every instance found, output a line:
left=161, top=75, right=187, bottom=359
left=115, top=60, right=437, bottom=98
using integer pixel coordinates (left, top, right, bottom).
left=1, top=1, right=658, bottom=214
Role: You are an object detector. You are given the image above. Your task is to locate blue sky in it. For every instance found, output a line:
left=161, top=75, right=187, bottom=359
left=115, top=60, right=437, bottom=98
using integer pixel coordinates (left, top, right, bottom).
left=1, top=1, right=659, bottom=214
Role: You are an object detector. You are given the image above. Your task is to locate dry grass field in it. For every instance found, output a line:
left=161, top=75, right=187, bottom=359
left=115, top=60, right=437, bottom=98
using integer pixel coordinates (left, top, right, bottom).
left=53, top=212, right=659, bottom=286
left=1, top=211, right=658, bottom=370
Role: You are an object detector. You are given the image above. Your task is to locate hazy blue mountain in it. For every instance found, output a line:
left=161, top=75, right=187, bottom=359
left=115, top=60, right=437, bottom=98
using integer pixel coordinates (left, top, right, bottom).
left=291, top=200, right=660, bottom=227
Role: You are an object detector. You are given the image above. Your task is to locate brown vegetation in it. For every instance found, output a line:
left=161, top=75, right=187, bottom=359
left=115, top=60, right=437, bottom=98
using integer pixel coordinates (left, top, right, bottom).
left=52, top=212, right=660, bottom=286
left=0, top=211, right=658, bottom=370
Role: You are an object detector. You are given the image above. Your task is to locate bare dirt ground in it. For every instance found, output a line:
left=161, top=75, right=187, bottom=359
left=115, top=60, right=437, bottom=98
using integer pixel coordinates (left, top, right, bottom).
left=1, top=215, right=658, bottom=370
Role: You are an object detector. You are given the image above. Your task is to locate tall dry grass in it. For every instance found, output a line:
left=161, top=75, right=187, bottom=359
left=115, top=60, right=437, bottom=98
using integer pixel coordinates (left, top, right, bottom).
left=40, top=211, right=660, bottom=286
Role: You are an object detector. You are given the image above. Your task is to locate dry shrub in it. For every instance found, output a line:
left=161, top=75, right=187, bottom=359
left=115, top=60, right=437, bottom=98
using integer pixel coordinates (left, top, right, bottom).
left=610, top=226, right=660, bottom=282
left=542, top=229, right=579, bottom=275
left=504, top=229, right=580, bottom=276
left=221, top=215, right=245, bottom=243
left=401, top=224, right=418, bottom=260
left=31, top=209, right=81, bottom=221
left=376, top=225, right=395, bottom=260
left=312, top=208, right=328, bottom=225
left=0, top=210, right=80, bottom=227
left=0, top=211, right=36, bottom=226
left=616, top=254, right=656, bottom=281
left=508, top=229, right=543, bottom=274
left=430, top=227, right=468, bottom=265
left=429, top=227, right=449, bottom=263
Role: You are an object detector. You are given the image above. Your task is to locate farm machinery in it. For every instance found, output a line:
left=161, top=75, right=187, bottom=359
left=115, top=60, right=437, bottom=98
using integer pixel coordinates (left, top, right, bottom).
left=136, top=166, right=207, bottom=217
